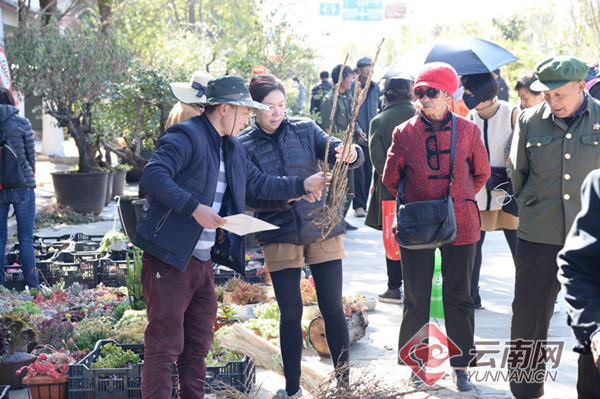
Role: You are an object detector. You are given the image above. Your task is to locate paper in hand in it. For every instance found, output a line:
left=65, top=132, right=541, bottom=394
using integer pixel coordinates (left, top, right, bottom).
left=221, top=214, right=279, bottom=236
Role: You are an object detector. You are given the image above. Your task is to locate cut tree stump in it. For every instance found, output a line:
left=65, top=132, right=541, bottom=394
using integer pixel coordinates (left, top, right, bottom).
left=308, top=311, right=369, bottom=356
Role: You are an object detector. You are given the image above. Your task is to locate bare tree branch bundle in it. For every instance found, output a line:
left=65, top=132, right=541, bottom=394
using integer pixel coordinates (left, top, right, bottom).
left=312, top=39, right=385, bottom=238
left=219, top=323, right=329, bottom=395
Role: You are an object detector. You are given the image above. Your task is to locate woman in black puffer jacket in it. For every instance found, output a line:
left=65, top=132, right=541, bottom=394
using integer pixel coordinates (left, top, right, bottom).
left=0, top=88, right=37, bottom=288
left=238, top=74, right=363, bottom=399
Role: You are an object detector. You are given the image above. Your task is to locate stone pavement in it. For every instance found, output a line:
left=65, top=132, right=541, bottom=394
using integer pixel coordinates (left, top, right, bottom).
left=7, top=146, right=579, bottom=398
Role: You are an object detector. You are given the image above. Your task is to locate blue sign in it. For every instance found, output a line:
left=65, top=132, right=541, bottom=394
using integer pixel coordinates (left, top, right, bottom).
left=342, top=0, right=383, bottom=21
left=319, top=2, right=340, bottom=16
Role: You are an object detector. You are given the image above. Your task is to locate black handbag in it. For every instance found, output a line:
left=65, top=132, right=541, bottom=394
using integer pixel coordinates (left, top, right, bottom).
left=394, top=114, right=458, bottom=249
left=486, top=166, right=509, bottom=191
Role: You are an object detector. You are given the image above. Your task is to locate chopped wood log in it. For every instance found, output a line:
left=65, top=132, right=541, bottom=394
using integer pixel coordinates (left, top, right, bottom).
left=308, top=311, right=369, bottom=357
left=218, top=323, right=328, bottom=395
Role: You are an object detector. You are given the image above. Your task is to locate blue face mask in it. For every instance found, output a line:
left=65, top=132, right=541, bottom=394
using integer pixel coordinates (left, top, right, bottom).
left=462, top=93, right=481, bottom=110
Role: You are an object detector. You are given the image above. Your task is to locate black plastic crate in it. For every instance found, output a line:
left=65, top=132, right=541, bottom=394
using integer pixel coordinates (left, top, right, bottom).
left=68, top=340, right=255, bottom=398
left=109, top=250, right=135, bottom=261
left=73, top=241, right=101, bottom=252
left=4, top=265, right=25, bottom=291
left=205, top=355, right=256, bottom=394
left=243, top=267, right=266, bottom=285
left=5, top=251, right=19, bottom=266
left=213, top=267, right=236, bottom=286
left=0, top=385, right=9, bottom=399
left=50, top=251, right=99, bottom=263
left=36, top=260, right=100, bottom=288
left=98, top=260, right=129, bottom=287
left=68, top=340, right=177, bottom=399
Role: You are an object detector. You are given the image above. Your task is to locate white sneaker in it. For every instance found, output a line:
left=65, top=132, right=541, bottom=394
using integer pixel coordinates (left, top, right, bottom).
left=354, top=207, right=366, bottom=217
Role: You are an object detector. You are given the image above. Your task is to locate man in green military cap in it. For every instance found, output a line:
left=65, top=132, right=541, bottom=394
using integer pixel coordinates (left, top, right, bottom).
left=509, top=55, right=600, bottom=399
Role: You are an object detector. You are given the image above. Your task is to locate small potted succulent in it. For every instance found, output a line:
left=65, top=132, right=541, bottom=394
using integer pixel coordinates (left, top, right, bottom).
left=16, top=348, right=77, bottom=399
left=257, top=266, right=275, bottom=298
left=300, top=277, right=319, bottom=321
left=0, top=315, right=35, bottom=389
left=214, top=286, right=225, bottom=303
left=231, top=281, right=267, bottom=320
left=214, top=303, right=239, bottom=332
left=223, top=278, right=244, bottom=303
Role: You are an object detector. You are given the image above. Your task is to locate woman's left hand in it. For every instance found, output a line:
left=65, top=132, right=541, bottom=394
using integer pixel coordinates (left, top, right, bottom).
left=335, top=144, right=358, bottom=163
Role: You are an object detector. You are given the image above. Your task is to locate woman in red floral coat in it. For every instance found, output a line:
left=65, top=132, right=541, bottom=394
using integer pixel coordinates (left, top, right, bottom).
left=382, top=62, right=490, bottom=391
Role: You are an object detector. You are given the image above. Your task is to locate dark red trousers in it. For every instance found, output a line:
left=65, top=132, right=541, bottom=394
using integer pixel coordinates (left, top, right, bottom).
left=141, top=254, right=217, bottom=399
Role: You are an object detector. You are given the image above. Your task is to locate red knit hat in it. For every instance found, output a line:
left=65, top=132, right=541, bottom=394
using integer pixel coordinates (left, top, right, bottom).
left=414, top=62, right=459, bottom=95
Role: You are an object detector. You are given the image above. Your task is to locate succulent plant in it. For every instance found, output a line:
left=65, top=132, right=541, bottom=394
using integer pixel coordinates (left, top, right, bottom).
left=230, top=281, right=267, bottom=305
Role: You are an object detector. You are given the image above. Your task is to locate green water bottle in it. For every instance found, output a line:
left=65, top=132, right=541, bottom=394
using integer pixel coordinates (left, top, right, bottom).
left=429, top=248, right=445, bottom=320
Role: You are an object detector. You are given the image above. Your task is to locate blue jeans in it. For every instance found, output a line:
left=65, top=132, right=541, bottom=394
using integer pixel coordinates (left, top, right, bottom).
left=0, top=188, right=38, bottom=288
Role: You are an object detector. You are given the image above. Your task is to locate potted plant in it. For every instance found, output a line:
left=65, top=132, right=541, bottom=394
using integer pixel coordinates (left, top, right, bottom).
left=230, top=281, right=267, bottom=320
left=0, top=315, right=35, bottom=389
left=17, top=349, right=76, bottom=399
left=257, top=266, right=275, bottom=298
left=214, top=303, right=239, bottom=332
left=214, top=286, right=225, bottom=303
left=300, top=277, right=319, bottom=321
left=223, top=278, right=244, bottom=303
left=5, top=15, right=129, bottom=215
left=98, top=230, right=130, bottom=253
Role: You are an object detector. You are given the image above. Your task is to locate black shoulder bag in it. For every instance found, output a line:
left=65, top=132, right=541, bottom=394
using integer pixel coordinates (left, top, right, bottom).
left=0, top=129, right=27, bottom=189
left=394, top=114, right=458, bottom=249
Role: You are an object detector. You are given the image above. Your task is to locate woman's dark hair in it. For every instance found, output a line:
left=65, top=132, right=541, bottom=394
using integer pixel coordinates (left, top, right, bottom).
left=331, top=65, right=353, bottom=84
left=248, top=74, right=285, bottom=103
left=383, top=79, right=413, bottom=102
left=0, top=88, right=16, bottom=105
left=514, top=72, right=541, bottom=95
left=461, top=73, right=498, bottom=102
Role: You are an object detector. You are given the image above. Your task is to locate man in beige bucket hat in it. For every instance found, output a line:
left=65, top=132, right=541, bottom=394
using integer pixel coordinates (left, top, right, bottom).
left=166, top=70, right=212, bottom=128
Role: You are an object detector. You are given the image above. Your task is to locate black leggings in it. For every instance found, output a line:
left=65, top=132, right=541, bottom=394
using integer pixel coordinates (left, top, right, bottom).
left=270, top=259, right=349, bottom=395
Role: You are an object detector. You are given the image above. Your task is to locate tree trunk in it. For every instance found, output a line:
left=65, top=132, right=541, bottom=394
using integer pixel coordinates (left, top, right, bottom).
left=188, top=0, right=196, bottom=25
left=308, top=311, right=369, bottom=357
left=39, top=0, right=57, bottom=26
left=98, top=0, right=112, bottom=33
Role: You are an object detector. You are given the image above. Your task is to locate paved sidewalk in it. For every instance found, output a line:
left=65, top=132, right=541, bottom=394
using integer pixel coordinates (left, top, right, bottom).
left=6, top=145, right=579, bottom=398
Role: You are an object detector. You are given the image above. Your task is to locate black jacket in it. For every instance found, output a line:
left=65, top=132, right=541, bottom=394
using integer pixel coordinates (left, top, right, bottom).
left=0, top=105, right=36, bottom=189
left=238, top=116, right=363, bottom=245
left=133, top=114, right=304, bottom=272
left=558, top=168, right=600, bottom=354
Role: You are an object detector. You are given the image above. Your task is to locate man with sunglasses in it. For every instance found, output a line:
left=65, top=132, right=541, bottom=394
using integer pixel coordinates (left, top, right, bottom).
left=509, top=55, right=600, bottom=399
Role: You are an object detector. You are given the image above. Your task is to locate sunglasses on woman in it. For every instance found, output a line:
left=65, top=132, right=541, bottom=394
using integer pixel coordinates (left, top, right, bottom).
left=414, top=87, right=441, bottom=99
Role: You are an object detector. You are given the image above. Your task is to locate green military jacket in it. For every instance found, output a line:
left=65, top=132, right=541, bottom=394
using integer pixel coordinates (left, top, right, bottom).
left=365, top=100, right=416, bottom=230
left=510, top=96, right=600, bottom=245
left=320, top=89, right=354, bottom=136
left=319, top=88, right=357, bottom=196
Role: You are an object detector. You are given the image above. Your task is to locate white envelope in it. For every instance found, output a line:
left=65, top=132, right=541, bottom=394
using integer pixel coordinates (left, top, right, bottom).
left=221, top=214, right=279, bottom=236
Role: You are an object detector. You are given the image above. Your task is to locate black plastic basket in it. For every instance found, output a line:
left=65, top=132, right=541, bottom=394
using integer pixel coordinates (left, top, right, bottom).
left=109, top=250, right=135, bottom=261
left=68, top=340, right=254, bottom=398
left=4, top=265, right=25, bottom=291
left=68, top=340, right=177, bottom=399
left=0, top=385, right=9, bottom=399
left=5, top=251, right=19, bottom=266
left=205, top=355, right=256, bottom=394
left=36, top=260, right=100, bottom=288
left=98, top=260, right=129, bottom=287
left=213, top=267, right=236, bottom=286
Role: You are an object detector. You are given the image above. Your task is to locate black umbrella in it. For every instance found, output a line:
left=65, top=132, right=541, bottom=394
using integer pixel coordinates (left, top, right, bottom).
left=425, top=38, right=518, bottom=75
